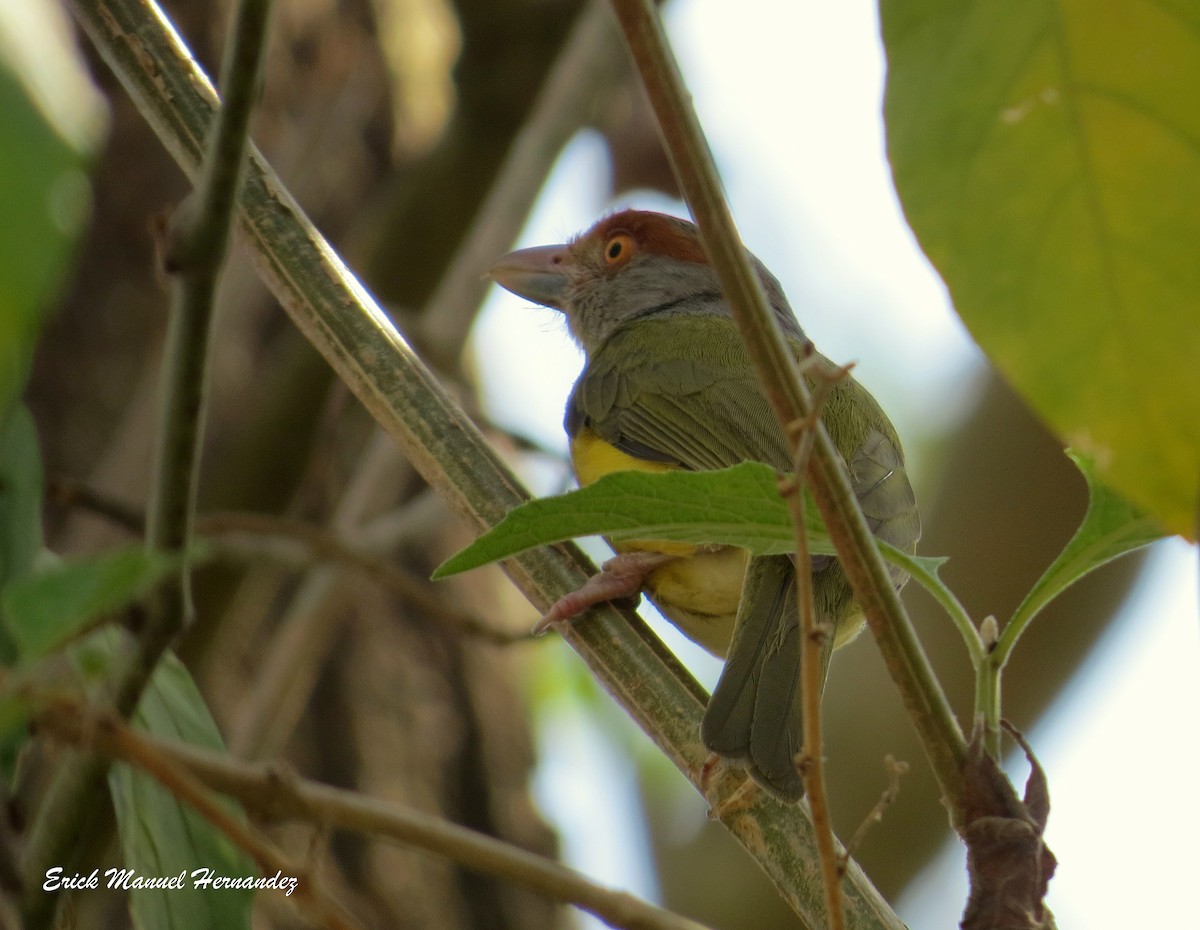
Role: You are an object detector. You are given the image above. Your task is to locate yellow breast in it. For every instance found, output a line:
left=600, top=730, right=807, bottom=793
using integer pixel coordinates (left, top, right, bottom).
left=570, top=428, right=677, bottom=486
left=569, top=428, right=745, bottom=656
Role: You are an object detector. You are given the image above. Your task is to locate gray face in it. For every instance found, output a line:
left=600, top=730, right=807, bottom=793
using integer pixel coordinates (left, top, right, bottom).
left=488, top=217, right=807, bottom=356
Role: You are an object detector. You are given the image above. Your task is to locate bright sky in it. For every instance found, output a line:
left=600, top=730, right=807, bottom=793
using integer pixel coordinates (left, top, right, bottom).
left=471, top=1, right=1200, bottom=928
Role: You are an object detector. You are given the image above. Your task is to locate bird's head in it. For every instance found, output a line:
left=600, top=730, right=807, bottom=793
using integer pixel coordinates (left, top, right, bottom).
left=488, top=209, right=800, bottom=354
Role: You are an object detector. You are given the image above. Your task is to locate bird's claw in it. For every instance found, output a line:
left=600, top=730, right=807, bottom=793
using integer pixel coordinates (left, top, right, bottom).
left=532, top=551, right=674, bottom=635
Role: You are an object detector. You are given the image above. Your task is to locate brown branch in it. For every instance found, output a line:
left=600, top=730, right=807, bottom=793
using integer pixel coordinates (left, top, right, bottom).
left=37, top=700, right=715, bottom=930
left=412, top=0, right=628, bottom=369
left=38, top=701, right=361, bottom=930
left=46, top=477, right=145, bottom=535
left=196, top=512, right=532, bottom=645
left=40, top=480, right=529, bottom=645
left=781, top=357, right=854, bottom=930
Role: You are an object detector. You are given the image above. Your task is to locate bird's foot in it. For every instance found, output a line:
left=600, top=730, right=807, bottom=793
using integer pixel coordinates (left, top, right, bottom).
left=700, top=759, right=760, bottom=820
left=533, top=551, right=674, bottom=635
left=699, top=752, right=724, bottom=798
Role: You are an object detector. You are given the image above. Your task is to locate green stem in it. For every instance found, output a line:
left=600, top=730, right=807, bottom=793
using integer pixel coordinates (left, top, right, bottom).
left=974, top=653, right=1003, bottom=759
left=117, top=0, right=272, bottom=716
left=881, top=546, right=984, bottom=669
left=992, top=591, right=1051, bottom=672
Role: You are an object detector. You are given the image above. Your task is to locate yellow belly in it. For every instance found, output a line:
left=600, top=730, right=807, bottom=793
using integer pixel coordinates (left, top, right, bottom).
left=640, top=546, right=745, bottom=657
left=570, top=429, right=745, bottom=657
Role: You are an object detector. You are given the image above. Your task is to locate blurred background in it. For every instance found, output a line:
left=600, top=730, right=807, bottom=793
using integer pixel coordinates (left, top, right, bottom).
left=14, top=0, right=1198, bottom=927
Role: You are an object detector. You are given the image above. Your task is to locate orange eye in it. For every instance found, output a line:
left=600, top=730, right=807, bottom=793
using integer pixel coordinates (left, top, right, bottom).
left=604, top=233, right=635, bottom=265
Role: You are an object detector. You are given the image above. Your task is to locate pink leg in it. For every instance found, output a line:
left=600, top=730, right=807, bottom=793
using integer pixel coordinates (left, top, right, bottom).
left=534, top=551, right=674, bottom=634
left=699, top=754, right=759, bottom=816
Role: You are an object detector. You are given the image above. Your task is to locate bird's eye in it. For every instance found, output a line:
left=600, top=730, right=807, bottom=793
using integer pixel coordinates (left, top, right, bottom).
left=604, top=233, right=635, bottom=265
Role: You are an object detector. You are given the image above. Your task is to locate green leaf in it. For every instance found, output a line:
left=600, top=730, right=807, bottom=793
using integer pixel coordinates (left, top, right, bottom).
left=107, top=640, right=255, bottom=930
left=0, top=6, right=105, bottom=414
left=882, top=0, right=1200, bottom=539
left=0, top=405, right=44, bottom=661
left=433, top=462, right=831, bottom=579
left=1002, top=451, right=1164, bottom=650
left=2, top=545, right=184, bottom=660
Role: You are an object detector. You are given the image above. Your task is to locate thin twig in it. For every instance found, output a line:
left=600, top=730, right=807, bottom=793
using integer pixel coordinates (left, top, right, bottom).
left=140, top=0, right=273, bottom=635
left=226, top=433, right=404, bottom=758
left=37, top=700, right=714, bottom=930
left=198, top=511, right=532, bottom=644
left=40, top=480, right=529, bottom=645
left=120, top=0, right=272, bottom=713
left=841, top=756, right=910, bottom=872
left=607, top=0, right=968, bottom=810
left=781, top=358, right=853, bottom=930
left=20, top=3, right=274, bottom=924
left=46, top=477, right=145, bottom=534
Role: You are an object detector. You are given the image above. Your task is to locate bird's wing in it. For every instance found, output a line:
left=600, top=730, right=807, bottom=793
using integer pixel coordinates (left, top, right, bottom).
left=570, top=316, right=920, bottom=555
left=567, top=316, right=792, bottom=472
left=826, top=377, right=922, bottom=562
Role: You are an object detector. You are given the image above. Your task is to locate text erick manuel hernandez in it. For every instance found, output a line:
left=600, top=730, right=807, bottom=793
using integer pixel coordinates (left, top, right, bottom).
left=43, top=866, right=300, bottom=897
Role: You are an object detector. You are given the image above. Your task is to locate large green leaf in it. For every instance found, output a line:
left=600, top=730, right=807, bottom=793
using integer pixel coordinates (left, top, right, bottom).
left=882, top=0, right=1200, bottom=539
left=433, top=462, right=834, bottom=579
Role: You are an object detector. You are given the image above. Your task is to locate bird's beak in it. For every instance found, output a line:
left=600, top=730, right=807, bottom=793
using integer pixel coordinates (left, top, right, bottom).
left=488, top=244, right=572, bottom=310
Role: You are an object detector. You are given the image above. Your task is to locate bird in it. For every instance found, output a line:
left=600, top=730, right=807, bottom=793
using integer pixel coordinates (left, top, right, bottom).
left=488, top=209, right=920, bottom=800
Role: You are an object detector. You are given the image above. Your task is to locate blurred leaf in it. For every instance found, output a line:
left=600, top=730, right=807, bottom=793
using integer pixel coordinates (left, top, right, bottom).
left=1003, top=451, right=1164, bottom=646
left=0, top=405, right=44, bottom=661
left=433, top=462, right=834, bottom=579
left=0, top=3, right=105, bottom=413
left=109, top=643, right=255, bottom=930
left=882, top=0, right=1200, bottom=539
left=2, top=545, right=185, bottom=660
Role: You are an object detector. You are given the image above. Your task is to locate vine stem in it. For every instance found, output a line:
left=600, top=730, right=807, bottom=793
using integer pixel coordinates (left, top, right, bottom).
left=783, top=365, right=849, bottom=930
